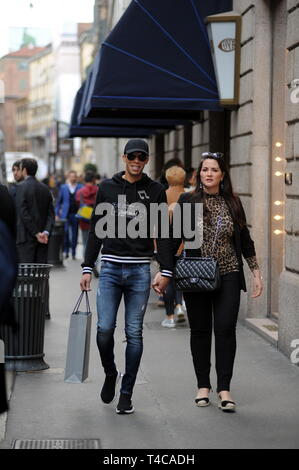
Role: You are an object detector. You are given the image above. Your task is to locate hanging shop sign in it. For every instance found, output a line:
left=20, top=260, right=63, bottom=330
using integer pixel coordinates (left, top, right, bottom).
left=206, top=11, right=241, bottom=106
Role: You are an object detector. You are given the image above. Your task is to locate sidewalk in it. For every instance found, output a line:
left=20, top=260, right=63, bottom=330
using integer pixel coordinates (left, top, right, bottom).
left=1, top=249, right=299, bottom=449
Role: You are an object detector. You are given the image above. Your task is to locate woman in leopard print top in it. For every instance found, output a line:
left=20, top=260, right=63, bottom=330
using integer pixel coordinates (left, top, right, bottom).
left=172, top=152, right=263, bottom=412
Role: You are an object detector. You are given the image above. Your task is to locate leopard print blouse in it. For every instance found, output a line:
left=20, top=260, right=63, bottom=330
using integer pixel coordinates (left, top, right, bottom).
left=200, top=193, right=259, bottom=275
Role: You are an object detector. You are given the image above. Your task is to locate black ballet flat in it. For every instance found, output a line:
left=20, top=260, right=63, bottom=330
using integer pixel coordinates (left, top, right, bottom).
left=195, top=397, right=210, bottom=407
left=218, top=394, right=236, bottom=412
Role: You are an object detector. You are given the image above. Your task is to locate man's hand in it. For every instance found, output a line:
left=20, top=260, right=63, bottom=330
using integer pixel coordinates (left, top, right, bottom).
left=80, top=273, right=92, bottom=291
left=152, top=272, right=171, bottom=295
left=42, top=232, right=49, bottom=244
left=36, top=232, right=47, bottom=244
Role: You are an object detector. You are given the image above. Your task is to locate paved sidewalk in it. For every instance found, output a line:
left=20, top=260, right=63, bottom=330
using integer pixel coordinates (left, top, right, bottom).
left=1, top=251, right=299, bottom=449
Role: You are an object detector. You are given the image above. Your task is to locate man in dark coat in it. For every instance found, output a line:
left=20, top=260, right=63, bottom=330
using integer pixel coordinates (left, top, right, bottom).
left=15, top=158, right=55, bottom=263
left=0, top=184, right=17, bottom=415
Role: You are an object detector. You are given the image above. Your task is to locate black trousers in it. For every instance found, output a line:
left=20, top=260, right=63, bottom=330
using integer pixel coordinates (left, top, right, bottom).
left=183, top=272, right=241, bottom=393
left=163, top=278, right=183, bottom=316
left=17, top=241, right=48, bottom=263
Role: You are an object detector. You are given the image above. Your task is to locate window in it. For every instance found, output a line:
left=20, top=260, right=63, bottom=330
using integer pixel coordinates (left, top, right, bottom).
left=18, top=61, right=28, bottom=70
left=19, top=79, right=27, bottom=91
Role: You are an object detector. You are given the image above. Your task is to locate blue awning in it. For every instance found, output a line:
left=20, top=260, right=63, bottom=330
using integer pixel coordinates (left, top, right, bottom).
left=69, top=78, right=192, bottom=138
left=75, top=77, right=191, bottom=129
left=68, top=125, right=163, bottom=138
left=84, top=0, right=232, bottom=119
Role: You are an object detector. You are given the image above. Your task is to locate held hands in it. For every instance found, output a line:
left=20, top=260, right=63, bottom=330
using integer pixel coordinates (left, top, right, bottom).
left=80, top=273, right=92, bottom=292
left=152, top=272, right=170, bottom=295
left=252, top=270, right=263, bottom=298
left=36, top=232, right=48, bottom=244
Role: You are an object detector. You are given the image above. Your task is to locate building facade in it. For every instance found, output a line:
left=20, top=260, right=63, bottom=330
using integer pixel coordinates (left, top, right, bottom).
left=27, top=44, right=54, bottom=161
left=16, top=97, right=30, bottom=152
left=0, top=46, right=44, bottom=152
left=85, top=0, right=299, bottom=363
left=159, top=0, right=299, bottom=362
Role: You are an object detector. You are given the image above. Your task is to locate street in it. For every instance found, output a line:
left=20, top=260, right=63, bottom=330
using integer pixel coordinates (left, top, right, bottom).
left=1, top=247, right=299, bottom=450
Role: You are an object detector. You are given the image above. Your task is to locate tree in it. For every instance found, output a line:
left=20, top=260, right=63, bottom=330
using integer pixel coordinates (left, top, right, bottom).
left=22, top=28, right=37, bottom=48
left=84, top=163, right=97, bottom=174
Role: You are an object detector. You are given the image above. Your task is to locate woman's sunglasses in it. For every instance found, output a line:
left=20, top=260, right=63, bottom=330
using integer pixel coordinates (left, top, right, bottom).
left=126, top=153, right=148, bottom=162
left=202, top=152, right=224, bottom=159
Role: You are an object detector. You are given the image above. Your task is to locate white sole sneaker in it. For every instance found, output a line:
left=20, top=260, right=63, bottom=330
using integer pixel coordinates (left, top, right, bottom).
left=161, top=320, right=176, bottom=328
left=116, top=406, right=135, bottom=414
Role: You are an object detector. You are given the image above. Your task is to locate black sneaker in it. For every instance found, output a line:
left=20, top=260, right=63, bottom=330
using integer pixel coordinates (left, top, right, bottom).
left=100, top=371, right=121, bottom=404
left=116, top=393, right=135, bottom=414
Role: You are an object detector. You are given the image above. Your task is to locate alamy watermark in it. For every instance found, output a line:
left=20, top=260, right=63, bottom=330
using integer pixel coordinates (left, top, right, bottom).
left=290, top=339, right=299, bottom=365
left=0, top=339, right=4, bottom=364
left=94, top=196, right=203, bottom=250
left=0, top=80, right=4, bottom=104
left=290, top=79, right=299, bottom=104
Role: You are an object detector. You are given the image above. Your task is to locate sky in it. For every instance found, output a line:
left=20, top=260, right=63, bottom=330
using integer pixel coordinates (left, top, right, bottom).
left=0, top=0, right=95, bottom=57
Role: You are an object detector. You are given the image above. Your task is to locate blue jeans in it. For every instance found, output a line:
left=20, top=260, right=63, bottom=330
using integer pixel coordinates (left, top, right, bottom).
left=96, top=261, right=151, bottom=396
left=64, top=213, right=79, bottom=256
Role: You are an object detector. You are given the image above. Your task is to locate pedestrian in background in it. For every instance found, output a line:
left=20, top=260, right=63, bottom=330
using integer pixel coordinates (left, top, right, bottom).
left=172, top=152, right=263, bottom=412
left=184, top=167, right=197, bottom=192
left=42, top=175, right=60, bottom=205
left=55, top=170, right=83, bottom=259
left=15, top=158, right=55, bottom=263
left=0, top=183, right=16, bottom=237
left=155, top=157, right=185, bottom=308
left=80, top=139, right=173, bottom=415
left=9, top=160, right=24, bottom=199
left=158, top=157, right=184, bottom=190
left=0, top=184, right=17, bottom=415
left=161, top=166, right=186, bottom=328
left=75, top=171, right=98, bottom=254
left=95, top=174, right=102, bottom=185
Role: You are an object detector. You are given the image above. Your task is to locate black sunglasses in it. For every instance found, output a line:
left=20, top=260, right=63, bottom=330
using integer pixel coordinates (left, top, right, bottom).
left=202, top=152, right=224, bottom=159
left=126, top=153, right=148, bottom=162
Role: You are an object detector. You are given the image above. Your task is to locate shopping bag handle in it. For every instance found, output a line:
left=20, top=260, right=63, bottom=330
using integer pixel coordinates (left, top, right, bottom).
left=72, top=291, right=91, bottom=314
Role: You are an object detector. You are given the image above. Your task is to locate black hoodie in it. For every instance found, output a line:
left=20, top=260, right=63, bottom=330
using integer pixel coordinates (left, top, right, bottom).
left=82, top=171, right=173, bottom=277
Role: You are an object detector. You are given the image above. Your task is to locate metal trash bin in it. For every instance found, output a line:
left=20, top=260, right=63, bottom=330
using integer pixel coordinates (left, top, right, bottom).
left=0, top=263, right=52, bottom=372
left=47, top=220, right=65, bottom=266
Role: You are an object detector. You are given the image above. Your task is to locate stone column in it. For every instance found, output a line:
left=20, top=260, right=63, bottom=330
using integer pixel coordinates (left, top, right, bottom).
left=233, top=0, right=272, bottom=319
left=279, top=0, right=299, bottom=359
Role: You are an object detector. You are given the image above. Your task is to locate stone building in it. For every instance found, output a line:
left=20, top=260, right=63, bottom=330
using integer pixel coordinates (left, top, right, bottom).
left=27, top=44, right=54, bottom=160
left=159, top=0, right=299, bottom=361
left=82, top=0, right=299, bottom=363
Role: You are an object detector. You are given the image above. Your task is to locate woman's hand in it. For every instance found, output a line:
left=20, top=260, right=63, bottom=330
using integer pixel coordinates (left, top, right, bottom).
left=252, top=270, right=263, bottom=298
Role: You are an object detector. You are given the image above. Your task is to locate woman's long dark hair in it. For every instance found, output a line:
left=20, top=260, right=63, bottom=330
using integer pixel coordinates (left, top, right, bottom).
left=191, top=155, right=247, bottom=228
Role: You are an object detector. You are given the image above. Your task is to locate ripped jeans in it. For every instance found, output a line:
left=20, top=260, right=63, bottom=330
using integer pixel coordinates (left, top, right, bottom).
left=96, top=261, right=151, bottom=396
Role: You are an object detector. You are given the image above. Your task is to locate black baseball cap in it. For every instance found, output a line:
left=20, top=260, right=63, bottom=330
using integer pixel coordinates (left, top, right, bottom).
left=124, top=139, right=149, bottom=156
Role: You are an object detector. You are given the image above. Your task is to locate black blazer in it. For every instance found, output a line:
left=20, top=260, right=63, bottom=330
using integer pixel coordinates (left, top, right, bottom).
left=0, top=185, right=17, bottom=331
left=172, top=193, right=257, bottom=292
left=15, top=176, right=55, bottom=244
left=0, top=184, right=16, bottom=237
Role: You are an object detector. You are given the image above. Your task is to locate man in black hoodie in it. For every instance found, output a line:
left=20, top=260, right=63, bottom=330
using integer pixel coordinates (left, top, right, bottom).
left=80, top=139, right=173, bottom=415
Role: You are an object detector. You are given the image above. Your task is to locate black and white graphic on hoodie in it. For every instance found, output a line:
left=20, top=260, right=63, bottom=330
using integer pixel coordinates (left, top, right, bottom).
left=81, top=171, right=174, bottom=278
left=110, top=198, right=147, bottom=221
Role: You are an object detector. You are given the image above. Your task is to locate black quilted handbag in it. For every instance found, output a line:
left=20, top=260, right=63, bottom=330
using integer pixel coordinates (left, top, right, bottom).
left=174, top=256, right=220, bottom=292
left=174, top=211, right=223, bottom=292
